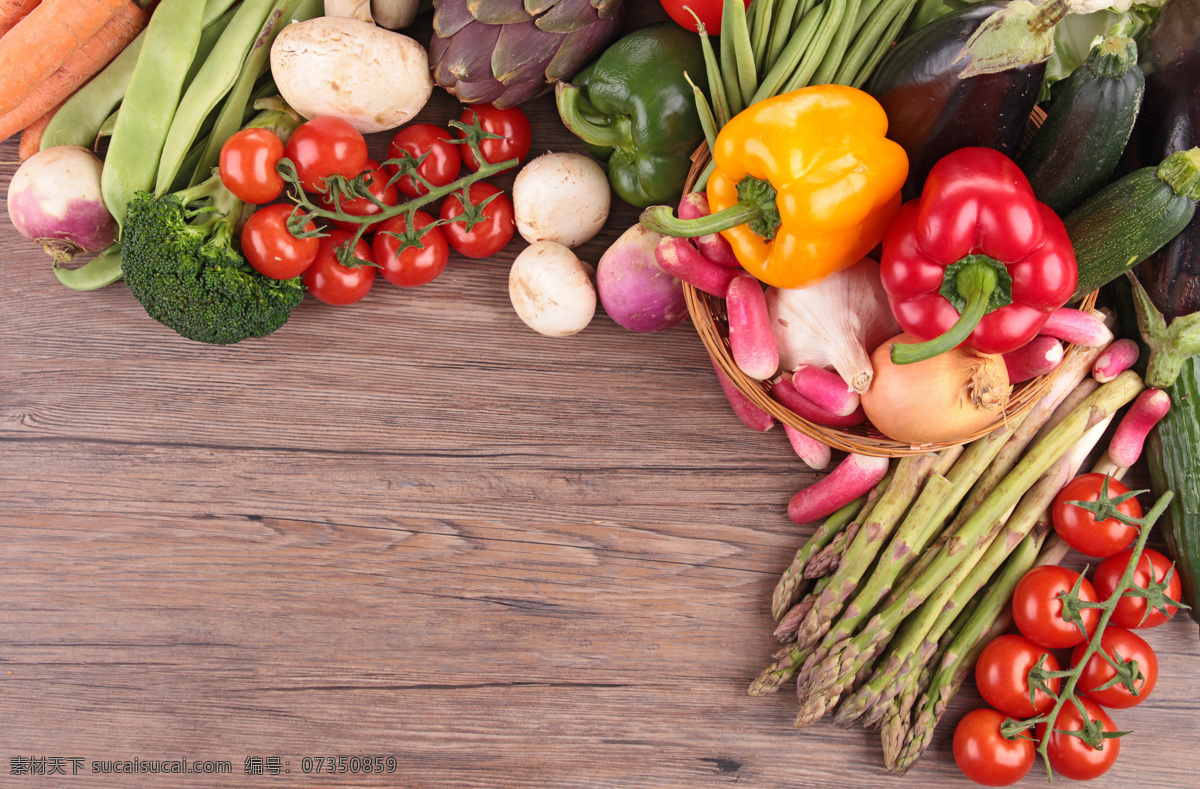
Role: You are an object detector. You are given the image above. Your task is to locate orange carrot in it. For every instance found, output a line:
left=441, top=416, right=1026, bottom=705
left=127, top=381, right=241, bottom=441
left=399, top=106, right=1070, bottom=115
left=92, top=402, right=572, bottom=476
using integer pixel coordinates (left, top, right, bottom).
left=0, top=0, right=128, bottom=117
left=17, top=98, right=62, bottom=160
left=0, top=1, right=146, bottom=146
left=0, top=0, right=42, bottom=38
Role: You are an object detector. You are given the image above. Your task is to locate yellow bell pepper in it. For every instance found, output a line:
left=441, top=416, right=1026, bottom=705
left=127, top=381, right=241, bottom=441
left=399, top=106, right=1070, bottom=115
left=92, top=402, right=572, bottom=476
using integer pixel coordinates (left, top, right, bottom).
left=642, top=84, right=909, bottom=290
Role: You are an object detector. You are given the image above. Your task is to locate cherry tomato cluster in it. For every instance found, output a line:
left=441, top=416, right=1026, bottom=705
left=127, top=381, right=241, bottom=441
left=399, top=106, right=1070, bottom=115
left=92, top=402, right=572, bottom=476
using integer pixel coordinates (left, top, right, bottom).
left=953, top=477, right=1182, bottom=786
left=217, top=104, right=533, bottom=306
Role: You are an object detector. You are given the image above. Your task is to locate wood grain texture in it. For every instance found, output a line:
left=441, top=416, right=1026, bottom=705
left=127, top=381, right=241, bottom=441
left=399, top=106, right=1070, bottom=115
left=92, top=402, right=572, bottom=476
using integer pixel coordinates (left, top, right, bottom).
left=1, top=5, right=1197, bottom=788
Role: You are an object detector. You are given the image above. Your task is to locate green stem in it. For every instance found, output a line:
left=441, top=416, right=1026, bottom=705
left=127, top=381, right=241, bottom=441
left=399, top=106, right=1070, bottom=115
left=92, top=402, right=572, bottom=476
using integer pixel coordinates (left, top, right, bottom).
left=1019, top=490, right=1174, bottom=779
left=640, top=201, right=761, bottom=237
left=288, top=155, right=517, bottom=233
left=554, top=82, right=627, bottom=150
left=890, top=254, right=1011, bottom=364
left=1127, top=271, right=1200, bottom=388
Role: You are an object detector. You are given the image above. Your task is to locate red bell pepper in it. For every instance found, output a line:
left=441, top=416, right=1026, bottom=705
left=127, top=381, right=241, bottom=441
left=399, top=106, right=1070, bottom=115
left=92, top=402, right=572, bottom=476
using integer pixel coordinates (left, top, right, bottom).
left=879, top=147, right=1078, bottom=364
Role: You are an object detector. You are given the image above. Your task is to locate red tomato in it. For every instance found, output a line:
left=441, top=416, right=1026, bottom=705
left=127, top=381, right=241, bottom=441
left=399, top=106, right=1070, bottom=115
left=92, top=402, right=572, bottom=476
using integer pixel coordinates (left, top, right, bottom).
left=372, top=211, right=449, bottom=288
left=456, top=104, right=532, bottom=172
left=319, top=159, right=399, bottom=232
left=440, top=182, right=515, bottom=259
left=1036, top=697, right=1120, bottom=781
left=240, top=204, right=320, bottom=280
left=952, top=707, right=1035, bottom=787
left=283, top=116, right=369, bottom=194
left=1051, top=473, right=1142, bottom=557
left=1093, top=547, right=1182, bottom=628
left=658, top=0, right=751, bottom=34
left=1012, top=565, right=1100, bottom=649
left=386, top=123, right=461, bottom=197
left=975, top=634, right=1061, bottom=719
left=219, top=128, right=286, bottom=204
left=302, top=230, right=376, bottom=305
left=1071, top=625, right=1159, bottom=708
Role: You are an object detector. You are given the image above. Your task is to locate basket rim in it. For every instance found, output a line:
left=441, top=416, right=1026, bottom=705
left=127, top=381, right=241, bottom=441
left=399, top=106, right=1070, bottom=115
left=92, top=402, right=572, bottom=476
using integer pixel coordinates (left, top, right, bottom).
left=689, top=284, right=1101, bottom=457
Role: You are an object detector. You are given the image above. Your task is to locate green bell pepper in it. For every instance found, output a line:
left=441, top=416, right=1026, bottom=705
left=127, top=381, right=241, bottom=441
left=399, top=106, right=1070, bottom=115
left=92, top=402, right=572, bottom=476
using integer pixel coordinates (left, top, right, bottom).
left=555, top=22, right=708, bottom=208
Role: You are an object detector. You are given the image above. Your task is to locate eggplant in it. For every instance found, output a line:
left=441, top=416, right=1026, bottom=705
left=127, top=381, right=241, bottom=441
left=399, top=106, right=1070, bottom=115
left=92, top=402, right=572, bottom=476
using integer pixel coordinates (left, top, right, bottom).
left=1128, top=0, right=1200, bottom=320
left=865, top=2, right=1046, bottom=201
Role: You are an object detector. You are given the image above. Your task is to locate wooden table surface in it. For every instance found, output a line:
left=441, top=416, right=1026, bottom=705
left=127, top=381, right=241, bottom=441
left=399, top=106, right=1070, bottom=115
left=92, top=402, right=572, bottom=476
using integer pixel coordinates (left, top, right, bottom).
left=2, top=6, right=1197, bottom=788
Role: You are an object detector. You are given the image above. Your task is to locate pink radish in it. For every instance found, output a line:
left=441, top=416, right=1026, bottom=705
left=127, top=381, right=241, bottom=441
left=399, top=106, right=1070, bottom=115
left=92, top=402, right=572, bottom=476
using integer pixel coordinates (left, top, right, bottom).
left=654, top=235, right=740, bottom=297
left=772, top=373, right=868, bottom=428
left=1039, top=308, right=1114, bottom=347
left=1107, top=388, right=1171, bottom=468
left=790, top=365, right=860, bottom=416
left=727, top=274, right=779, bottom=380
left=1093, top=338, right=1140, bottom=383
left=677, top=191, right=739, bottom=268
left=784, top=424, right=831, bottom=470
left=788, top=453, right=890, bottom=524
left=1003, top=336, right=1064, bottom=383
left=710, top=357, right=774, bottom=432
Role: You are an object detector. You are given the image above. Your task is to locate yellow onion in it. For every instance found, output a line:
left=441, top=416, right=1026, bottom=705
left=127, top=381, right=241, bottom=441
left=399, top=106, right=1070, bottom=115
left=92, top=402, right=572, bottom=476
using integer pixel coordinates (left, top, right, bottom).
left=861, top=333, right=1012, bottom=444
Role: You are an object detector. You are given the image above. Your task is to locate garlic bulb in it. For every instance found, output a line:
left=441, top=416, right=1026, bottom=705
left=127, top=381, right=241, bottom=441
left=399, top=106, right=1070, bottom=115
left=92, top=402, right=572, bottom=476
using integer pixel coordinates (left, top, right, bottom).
left=765, top=258, right=900, bottom=394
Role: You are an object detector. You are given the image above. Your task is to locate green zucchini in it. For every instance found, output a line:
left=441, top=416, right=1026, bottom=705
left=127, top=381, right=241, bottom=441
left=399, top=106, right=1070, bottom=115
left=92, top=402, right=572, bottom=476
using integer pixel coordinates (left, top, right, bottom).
left=1146, top=355, right=1200, bottom=626
left=1066, top=148, right=1200, bottom=300
left=1019, top=35, right=1144, bottom=216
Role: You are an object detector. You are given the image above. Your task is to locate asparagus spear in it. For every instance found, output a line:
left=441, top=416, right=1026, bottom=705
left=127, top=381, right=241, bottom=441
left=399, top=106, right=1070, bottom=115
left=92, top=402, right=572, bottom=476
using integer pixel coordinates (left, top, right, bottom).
left=771, top=483, right=882, bottom=621
left=843, top=413, right=1112, bottom=729
left=889, top=466, right=1134, bottom=772
left=898, top=346, right=1107, bottom=586
left=886, top=529, right=1072, bottom=775
left=878, top=589, right=985, bottom=746
left=790, top=452, right=939, bottom=653
left=792, top=371, right=1144, bottom=728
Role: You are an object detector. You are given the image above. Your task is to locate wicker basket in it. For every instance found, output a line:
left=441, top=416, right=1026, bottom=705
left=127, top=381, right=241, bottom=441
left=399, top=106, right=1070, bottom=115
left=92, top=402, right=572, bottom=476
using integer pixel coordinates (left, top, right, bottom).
left=682, top=122, right=1098, bottom=457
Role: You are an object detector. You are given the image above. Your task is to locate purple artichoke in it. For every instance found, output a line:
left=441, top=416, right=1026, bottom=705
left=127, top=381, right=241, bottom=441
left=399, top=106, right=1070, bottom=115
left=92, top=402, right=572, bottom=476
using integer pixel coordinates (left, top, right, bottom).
left=430, top=0, right=625, bottom=108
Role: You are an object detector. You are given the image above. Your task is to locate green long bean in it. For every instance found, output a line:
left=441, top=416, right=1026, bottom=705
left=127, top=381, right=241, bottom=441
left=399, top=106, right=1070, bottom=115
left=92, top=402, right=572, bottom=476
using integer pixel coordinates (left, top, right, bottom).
left=719, top=2, right=746, bottom=116
left=836, top=0, right=921, bottom=86
left=724, top=0, right=760, bottom=109
left=780, top=0, right=849, bottom=93
left=41, top=0, right=239, bottom=154
left=750, top=5, right=827, bottom=104
left=749, top=0, right=777, bottom=79
left=811, top=0, right=864, bottom=85
left=764, top=0, right=804, bottom=73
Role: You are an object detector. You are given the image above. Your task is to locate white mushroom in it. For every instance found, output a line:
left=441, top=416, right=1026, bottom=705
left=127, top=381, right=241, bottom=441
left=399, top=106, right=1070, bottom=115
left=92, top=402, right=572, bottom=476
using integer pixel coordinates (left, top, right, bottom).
left=511, top=152, right=611, bottom=249
left=270, top=16, right=432, bottom=134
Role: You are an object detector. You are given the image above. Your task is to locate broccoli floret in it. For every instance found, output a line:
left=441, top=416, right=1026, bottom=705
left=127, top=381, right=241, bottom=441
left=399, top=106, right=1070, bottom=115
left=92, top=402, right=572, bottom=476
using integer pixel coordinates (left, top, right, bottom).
left=121, top=176, right=305, bottom=345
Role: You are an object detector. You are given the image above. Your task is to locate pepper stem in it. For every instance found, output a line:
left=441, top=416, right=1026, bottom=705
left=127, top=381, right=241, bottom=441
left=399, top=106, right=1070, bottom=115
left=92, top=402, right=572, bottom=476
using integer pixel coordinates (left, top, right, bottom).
left=639, top=174, right=779, bottom=239
left=891, top=255, right=1014, bottom=365
left=554, top=82, right=627, bottom=150
left=640, top=199, right=762, bottom=238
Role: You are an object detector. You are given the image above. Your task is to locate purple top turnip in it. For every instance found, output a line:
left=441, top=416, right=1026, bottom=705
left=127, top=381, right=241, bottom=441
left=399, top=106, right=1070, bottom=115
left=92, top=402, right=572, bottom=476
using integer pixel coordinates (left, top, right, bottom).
left=596, top=224, right=688, bottom=333
left=7, top=145, right=117, bottom=262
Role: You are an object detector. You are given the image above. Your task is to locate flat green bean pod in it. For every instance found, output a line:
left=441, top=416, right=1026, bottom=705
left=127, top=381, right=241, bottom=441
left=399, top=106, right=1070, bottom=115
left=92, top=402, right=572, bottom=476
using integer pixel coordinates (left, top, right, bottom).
left=100, top=0, right=206, bottom=230
left=189, top=0, right=323, bottom=187
left=155, top=0, right=279, bottom=196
